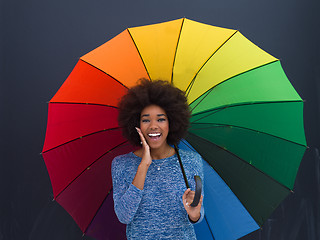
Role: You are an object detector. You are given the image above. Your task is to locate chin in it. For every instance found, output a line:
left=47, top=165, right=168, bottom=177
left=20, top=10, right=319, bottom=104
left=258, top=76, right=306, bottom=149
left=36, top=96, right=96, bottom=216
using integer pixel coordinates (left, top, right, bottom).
left=148, top=143, right=162, bottom=149
left=148, top=141, right=166, bottom=150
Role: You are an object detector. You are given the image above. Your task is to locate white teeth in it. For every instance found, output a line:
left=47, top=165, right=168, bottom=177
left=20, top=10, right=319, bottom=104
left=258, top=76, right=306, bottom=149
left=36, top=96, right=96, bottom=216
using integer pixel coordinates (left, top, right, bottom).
left=148, top=133, right=161, bottom=137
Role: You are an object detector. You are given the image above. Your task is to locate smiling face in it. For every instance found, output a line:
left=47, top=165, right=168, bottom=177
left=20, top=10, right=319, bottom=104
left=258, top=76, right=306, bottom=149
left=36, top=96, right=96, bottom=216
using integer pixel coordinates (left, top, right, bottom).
left=140, top=105, right=169, bottom=150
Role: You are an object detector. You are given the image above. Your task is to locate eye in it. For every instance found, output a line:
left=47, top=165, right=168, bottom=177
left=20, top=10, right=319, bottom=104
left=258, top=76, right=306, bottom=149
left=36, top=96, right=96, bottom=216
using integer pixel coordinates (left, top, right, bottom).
left=141, top=119, right=150, bottom=123
left=158, top=118, right=166, bottom=122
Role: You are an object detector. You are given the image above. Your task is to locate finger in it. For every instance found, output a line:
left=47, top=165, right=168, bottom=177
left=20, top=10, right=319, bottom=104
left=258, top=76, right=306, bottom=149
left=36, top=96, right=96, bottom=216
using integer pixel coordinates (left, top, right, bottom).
left=135, top=127, right=143, bottom=138
left=185, top=191, right=195, bottom=202
left=135, top=127, right=147, bottom=146
left=187, top=191, right=195, bottom=198
left=183, top=188, right=191, bottom=197
left=183, top=188, right=191, bottom=205
left=198, top=195, right=203, bottom=206
left=182, top=191, right=186, bottom=202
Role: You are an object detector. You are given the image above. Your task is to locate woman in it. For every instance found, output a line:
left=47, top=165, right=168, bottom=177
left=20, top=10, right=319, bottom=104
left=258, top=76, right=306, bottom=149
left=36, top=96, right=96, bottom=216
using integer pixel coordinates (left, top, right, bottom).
left=112, top=79, right=204, bottom=239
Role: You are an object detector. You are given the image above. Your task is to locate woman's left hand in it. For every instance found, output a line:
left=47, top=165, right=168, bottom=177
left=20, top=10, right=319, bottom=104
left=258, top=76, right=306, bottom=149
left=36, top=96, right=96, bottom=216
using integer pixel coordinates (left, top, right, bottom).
left=182, top=188, right=203, bottom=222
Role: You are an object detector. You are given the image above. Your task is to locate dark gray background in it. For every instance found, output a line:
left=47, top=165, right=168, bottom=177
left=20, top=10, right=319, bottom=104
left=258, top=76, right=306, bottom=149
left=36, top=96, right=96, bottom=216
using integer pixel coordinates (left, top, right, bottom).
left=1, top=0, right=319, bottom=239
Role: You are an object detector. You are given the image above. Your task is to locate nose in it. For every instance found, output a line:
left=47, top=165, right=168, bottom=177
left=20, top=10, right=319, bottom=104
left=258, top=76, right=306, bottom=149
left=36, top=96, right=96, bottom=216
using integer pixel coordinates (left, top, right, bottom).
left=149, top=119, right=159, bottom=130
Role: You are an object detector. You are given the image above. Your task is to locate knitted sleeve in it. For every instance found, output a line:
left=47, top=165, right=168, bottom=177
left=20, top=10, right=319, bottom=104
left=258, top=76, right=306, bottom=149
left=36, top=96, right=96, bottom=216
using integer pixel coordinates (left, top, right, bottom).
left=111, top=155, right=143, bottom=224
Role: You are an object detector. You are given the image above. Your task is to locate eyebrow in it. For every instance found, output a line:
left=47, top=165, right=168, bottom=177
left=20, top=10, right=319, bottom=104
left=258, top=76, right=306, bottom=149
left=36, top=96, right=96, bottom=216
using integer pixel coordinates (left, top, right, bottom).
left=141, top=113, right=166, bottom=117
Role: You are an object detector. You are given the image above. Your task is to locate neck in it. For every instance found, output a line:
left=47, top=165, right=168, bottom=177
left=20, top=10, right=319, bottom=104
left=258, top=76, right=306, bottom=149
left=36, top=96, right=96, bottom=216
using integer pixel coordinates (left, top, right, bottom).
left=150, top=144, right=172, bottom=160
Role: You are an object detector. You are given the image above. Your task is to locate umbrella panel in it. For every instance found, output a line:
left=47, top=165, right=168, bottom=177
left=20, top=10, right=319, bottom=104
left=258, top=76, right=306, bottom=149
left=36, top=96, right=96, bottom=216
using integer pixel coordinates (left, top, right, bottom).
left=180, top=140, right=260, bottom=240
left=186, top=31, right=277, bottom=104
left=56, top=142, right=135, bottom=233
left=50, top=60, right=128, bottom=107
left=190, top=61, right=301, bottom=114
left=43, top=128, right=126, bottom=197
left=86, top=190, right=126, bottom=240
left=172, top=18, right=236, bottom=91
left=199, top=161, right=260, bottom=240
left=190, top=101, right=306, bottom=189
left=81, top=30, right=149, bottom=88
left=191, top=101, right=306, bottom=147
left=43, top=103, right=120, bottom=152
left=128, top=18, right=183, bottom=82
left=186, top=132, right=291, bottom=226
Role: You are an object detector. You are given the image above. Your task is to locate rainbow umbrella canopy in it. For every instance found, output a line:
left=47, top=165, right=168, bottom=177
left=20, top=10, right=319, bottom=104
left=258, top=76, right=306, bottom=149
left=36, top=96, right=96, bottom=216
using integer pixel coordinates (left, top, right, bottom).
left=42, top=18, right=307, bottom=240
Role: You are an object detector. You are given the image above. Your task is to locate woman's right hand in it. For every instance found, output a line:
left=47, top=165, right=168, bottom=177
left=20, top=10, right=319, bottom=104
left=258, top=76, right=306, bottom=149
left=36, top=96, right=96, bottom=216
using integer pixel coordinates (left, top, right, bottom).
left=135, top=127, right=152, bottom=167
left=132, top=127, right=152, bottom=190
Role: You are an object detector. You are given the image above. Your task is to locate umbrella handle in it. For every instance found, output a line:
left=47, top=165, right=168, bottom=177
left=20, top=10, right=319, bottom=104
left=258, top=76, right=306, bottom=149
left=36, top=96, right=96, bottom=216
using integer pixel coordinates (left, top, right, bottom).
left=190, top=175, right=202, bottom=207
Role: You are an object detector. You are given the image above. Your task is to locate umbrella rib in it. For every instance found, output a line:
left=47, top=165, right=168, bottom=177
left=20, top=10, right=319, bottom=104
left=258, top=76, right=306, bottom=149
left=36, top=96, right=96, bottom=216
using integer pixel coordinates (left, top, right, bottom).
left=55, top=140, right=130, bottom=200
left=190, top=122, right=307, bottom=148
left=191, top=99, right=304, bottom=119
left=187, top=131, right=293, bottom=192
left=185, top=30, right=239, bottom=98
left=203, top=215, right=215, bottom=239
left=79, top=59, right=129, bottom=89
left=127, top=29, right=152, bottom=81
left=189, top=59, right=280, bottom=109
left=48, top=101, right=119, bottom=108
left=171, top=18, right=185, bottom=84
left=190, top=88, right=215, bottom=114
left=83, top=188, right=113, bottom=235
left=180, top=139, right=197, bottom=152
left=42, top=127, right=122, bottom=154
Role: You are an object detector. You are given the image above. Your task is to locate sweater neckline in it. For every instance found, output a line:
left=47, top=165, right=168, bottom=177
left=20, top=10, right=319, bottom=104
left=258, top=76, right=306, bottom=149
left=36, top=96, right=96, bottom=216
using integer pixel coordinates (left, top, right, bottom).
left=130, top=151, right=177, bottom=161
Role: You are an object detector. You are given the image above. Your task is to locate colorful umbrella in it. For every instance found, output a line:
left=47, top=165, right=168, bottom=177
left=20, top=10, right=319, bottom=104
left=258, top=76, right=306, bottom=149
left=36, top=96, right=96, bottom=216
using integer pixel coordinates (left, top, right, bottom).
left=42, top=18, right=307, bottom=240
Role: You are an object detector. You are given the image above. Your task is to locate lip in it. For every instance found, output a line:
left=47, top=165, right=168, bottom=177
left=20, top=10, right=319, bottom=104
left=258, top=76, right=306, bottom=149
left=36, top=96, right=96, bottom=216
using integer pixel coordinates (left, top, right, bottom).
left=147, top=132, right=162, bottom=141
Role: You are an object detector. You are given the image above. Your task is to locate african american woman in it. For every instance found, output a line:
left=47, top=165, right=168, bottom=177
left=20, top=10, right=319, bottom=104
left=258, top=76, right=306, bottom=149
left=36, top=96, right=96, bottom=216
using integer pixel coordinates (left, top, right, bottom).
left=111, top=79, right=204, bottom=240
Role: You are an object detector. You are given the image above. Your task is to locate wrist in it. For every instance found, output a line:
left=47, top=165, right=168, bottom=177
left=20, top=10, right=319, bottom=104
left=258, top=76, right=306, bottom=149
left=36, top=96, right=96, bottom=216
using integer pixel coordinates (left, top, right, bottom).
left=139, top=161, right=151, bottom=169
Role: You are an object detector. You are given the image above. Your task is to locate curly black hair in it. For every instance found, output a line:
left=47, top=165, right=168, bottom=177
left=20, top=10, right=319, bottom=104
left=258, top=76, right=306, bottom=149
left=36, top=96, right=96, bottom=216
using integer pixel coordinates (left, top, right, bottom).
left=117, top=78, right=191, bottom=146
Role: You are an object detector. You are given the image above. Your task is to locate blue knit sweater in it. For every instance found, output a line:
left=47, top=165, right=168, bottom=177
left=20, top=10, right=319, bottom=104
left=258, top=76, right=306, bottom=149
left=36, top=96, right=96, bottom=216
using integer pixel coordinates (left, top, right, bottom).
left=111, top=149, right=204, bottom=240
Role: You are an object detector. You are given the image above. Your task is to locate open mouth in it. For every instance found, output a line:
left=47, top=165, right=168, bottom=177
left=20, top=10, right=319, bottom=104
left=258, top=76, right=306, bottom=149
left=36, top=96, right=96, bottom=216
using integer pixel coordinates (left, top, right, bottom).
left=148, top=133, right=162, bottom=140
